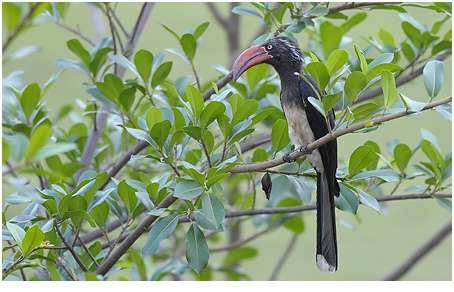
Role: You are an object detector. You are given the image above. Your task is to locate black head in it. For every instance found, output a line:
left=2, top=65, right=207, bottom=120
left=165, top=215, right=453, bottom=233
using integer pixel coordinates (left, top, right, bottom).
left=232, top=36, right=304, bottom=80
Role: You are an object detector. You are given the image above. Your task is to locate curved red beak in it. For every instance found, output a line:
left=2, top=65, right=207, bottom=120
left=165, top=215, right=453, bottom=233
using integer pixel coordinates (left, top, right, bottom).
left=232, top=45, right=272, bottom=80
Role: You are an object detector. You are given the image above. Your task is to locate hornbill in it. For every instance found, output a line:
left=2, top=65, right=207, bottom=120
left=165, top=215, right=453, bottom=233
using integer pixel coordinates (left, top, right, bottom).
left=232, top=36, right=339, bottom=272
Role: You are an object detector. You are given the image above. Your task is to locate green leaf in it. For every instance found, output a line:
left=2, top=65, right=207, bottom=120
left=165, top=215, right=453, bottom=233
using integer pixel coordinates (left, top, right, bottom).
left=246, top=63, right=268, bottom=89
left=357, top=189, right=381, bottom=213
left=174, top=178, right=204, bottom=200
left=162, top=24, right=180, bottom=41
left=142, top=214, right=179, bottom=255
left=186, top=85, right=204, bottom=119
left=306, top=62, right=330, bottom=90
left=20, top=83, right=41, bottom=119
left=368, top=53, right=395, bottom=69
left=67, top=39, right=91, bottom=67
left=119, top=87, right=136, bottom=111
left=96, top=73, right=124, bottom=102
left=200, top=101, right=226, bottom=129
left=340, top=12, right=367, bottom=33
left=320, top=21, right=343, bottom=58
left=366, top=63, right=401, bottom=80
left=145, top=107, right=164, bottom=130
left=336, top=183, right=359, bottom=214
left=231, top=5, right=262, bottom=18
left=352, top=102, right=379, bottom=121
left=201, top=193, right=225, bottom=229
left=124, top=127, right=154, bottom=145
left=3, top=3, right=21, bottom=32
left=284, top=216, right=305, bottom=234
left=180, top=33, right=197, bottom=60
left=344, top=71, right=367, bottom=103
left=325, top=49, right=348, bottom=75
left=21, top=224, right=44, bottom=256
left=381, top=70, right=397, bottom=109
left=353, top=43, right=368, bottom=73
left=394, top=143, right=412, bottom=173
left=423, top=60, right=444, bottom=98
left=401, top=41, right=415, bottom=62
left=271, top=119, right=289, bottom=152
left=401, top=21, right=422, bottom=48
left=223, top=246, right=258, bottom=267
left=59, top=195, right=88, bottom=226
left=349, top=145, right=377, bottom=176
left=421, top=140, right=444, bottom=170
left=400, top=94, right=426, bottom=113
left=185, top=224, right=209, bottom=273
left=193, top=22, right=210, bottom=39
left=34, top=142, right=77, bottom=161
left=6, top=222, right=26, bottom=246
left=322, top=92, right=341, bottom=112
left=134, top=49, right=153, bottom=83
left=90, top=202, right=109, bottom=227
left=25, top=121, right=52, bottom=160
left=118, top=180, right=138, bottom=215
left=379, top=28, right=396, bottom=46
left=151, top=61, right=172, bottom=88
left=89, top=47, right=113, bottom=76
left=150, top=120, right=171, bottom=148
left=351, top=169, right=400, bottom=182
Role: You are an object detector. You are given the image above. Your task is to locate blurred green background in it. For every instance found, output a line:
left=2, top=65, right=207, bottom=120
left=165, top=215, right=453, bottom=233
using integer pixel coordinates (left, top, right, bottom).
left=3, top=3, right=452, bottom=280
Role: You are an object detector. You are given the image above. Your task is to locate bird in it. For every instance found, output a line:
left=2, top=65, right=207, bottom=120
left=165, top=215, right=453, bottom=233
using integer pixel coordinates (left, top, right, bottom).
left=231, top=36, right=339, bottom=272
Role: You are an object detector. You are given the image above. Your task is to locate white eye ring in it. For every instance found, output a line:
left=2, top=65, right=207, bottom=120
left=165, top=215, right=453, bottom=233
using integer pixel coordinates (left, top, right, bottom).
left=266, top=44, right=273, bottom=50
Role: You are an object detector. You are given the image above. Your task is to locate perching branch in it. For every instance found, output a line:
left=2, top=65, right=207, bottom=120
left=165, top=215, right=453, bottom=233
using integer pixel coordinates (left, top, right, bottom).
left=229, top=97, right=452, bottom=174
left=382, top=220, right=452, bottom=281
left=80, top=97, right=450, bottom=272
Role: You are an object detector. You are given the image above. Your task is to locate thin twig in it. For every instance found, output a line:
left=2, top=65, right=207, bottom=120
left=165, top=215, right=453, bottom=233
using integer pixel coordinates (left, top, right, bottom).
left=383, top=220, right=452, bottom=281
left=269, top=234, right=299, bottom=280
left=77, top=236, right=99, bottom=268
left=55, top=21, right=95, bottom=46
left=3, top=3, right=40, bottom=51
left=55, top=223, right=88, bottom=272
left=210, top=226, right=275, bottom=252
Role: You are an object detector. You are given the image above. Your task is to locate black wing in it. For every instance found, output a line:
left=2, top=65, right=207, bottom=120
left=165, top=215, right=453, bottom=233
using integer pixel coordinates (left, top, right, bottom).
left=298, top=75, right=339, bottom=196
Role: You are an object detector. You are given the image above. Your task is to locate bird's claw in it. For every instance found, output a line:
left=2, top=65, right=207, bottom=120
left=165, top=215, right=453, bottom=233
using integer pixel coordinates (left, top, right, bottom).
left=283, top=151, right=295, bottom=163
left=299, top=144, right=311, bottom=154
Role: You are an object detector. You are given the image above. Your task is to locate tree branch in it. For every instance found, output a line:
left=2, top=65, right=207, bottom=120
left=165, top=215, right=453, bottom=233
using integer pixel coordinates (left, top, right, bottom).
left=54, top=223, right=88, bottom=272
left=2, top=3, right=40, bottom=51
left=210, top=226, right=275, bottom=252
left=54, top=22, right=95, bottom=46
left=96, top=195, right=178, bottom=275
left=206, top=3, right=228, bottom=28
left=383, top=220, right=452, bottom=281
left=269, top=234, right=299, bottom=280
left=180, top=193, right=451, bottom=221
left=76, top=3, right=154, bottom=180
left=229, top=97, right=452, bottom=174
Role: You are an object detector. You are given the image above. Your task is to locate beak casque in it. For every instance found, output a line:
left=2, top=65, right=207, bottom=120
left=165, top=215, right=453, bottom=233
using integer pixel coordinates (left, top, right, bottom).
left=231, top=45, right=272, bottom=80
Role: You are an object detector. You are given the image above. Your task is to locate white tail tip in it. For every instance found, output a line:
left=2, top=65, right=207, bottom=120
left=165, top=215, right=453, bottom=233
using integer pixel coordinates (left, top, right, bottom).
left=316, top=254, right=336, bottom=272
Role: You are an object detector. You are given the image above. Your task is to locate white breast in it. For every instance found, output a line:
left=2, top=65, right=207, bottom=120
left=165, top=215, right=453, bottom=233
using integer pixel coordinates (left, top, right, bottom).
left=282, top=104, right=325, bottom=173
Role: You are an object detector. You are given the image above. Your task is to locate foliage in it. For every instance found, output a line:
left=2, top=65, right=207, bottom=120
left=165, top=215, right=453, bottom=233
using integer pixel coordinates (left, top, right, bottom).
left=2, top=2, right=452, bottom=281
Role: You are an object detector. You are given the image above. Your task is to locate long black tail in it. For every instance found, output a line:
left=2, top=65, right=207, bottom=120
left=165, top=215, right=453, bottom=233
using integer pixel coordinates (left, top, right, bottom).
left=315, top=171, right=338, bottom=272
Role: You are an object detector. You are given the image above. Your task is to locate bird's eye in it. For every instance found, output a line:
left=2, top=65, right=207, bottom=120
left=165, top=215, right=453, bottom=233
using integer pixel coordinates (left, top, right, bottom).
left=266, top=44, right=273, bottom=50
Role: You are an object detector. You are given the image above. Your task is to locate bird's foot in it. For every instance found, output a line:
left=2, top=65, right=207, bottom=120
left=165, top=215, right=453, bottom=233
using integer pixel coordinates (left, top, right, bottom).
left=299, top=144, right=312, bottom=154
left=283, top=151, right=295, bottom=163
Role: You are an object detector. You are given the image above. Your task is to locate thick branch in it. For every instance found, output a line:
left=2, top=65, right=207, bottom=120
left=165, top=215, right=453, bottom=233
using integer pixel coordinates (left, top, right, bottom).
left=76, top=3, right=154, bottom=179
left=96, top=194, right=178, bottom=275
left=383, top=220, right=452, bottom=281
left=206, top=3, right=228, bottom=28
left=229, top=97, right=452, bottom=173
